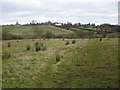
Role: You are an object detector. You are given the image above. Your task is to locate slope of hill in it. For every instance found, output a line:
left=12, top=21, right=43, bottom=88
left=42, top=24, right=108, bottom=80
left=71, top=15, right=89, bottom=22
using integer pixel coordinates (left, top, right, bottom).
left=2, top=25, right=73, bottom=39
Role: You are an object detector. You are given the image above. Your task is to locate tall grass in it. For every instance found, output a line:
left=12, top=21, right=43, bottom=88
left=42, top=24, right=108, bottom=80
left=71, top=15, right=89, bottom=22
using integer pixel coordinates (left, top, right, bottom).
left=8, top=42, right=11, bottom=47
left=35, top=42, right=40, bottom=52
left=34, top=41, right=47, bottom=52
left=2, top=52, right=11, bottom=59
left=26, top=45, right=30, bottom=51
left=56, top=54, right=61, bottom=62
left=66, top=41, right=70, bottom=45
left=72, top=40, right=76, bottom=44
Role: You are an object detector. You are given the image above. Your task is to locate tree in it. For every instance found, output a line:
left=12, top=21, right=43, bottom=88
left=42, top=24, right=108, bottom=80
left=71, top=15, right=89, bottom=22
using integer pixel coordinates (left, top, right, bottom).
left=102, top=31, right=107, bottom=38
left=67, top=22, right=72, bottom=26
left=87, top=22, right=90, bottom=26
left=99, top=24, right=108, bottom=38
left=31, top=20, right=37, bottom=25
left=16, top=21, right=20, bottom=25
left=91, top=23, right=95, bottom=26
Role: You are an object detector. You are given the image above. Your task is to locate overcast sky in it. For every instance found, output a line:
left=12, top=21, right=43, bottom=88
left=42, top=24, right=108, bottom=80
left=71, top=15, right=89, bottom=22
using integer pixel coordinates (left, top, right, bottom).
left=0, top=0, right=119, bottom=25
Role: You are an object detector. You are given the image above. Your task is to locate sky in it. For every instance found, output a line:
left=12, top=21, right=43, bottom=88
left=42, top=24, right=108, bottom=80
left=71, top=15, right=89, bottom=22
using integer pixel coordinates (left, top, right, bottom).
left=0, top=0, right=119, bottom=25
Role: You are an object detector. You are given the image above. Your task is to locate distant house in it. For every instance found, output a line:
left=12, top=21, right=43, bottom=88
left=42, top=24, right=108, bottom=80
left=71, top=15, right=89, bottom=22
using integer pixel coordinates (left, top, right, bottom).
left=54, top=22, right=62, bottom=26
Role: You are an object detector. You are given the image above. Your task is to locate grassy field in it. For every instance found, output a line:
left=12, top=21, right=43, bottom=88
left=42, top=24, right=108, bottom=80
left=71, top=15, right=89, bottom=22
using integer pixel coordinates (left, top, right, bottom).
left=2, top=25, right=73, bottom=39
left=2, top=38, right=119, bottom=88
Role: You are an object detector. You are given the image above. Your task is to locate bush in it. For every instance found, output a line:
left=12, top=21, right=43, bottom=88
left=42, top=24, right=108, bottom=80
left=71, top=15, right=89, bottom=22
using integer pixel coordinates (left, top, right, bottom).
left=66, top=41, right=70, bottom=45
left=2, top=52, right=11, bottom=59
left=35, top=41, right=39, bottom=46
left=72, top=40, right=76, bottom=44
left=100, top=38, right=102, bottom=41
left=35, top=42, right=40, bottom=52
left=35, top=45, right=40, bottom=52
left=34, top=41, right=47, bottom=52
left=56, top=54, right=61, bottom=62
left=26, top=45, right=30, bottom=51
left=8, top=42, right=11, bottom=47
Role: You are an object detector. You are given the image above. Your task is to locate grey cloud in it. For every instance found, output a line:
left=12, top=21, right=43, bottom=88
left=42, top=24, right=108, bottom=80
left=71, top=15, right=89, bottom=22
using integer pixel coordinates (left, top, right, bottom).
left=1, top=0, right=118, bottom=25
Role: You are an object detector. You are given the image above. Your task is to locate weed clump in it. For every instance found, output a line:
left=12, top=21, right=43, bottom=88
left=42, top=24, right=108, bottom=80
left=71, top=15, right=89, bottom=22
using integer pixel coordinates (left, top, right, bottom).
left=100, top=38, right=102, bottom=41
left=26, top=45, right=30, bottom=51
left=2, top=52, right=11, bottom=59
left=35, top=45, right=40, bottom=52
left=35, top=42, right=40, bottom=52
left=66, top=41, right=70, bottom=45
left=34, top=41, right=47, bottom=52
left=8, top=42, right=11, bottom=47
left=56, top=54, right=61, bottom=62
left=72, top=40, right=76, bottom=44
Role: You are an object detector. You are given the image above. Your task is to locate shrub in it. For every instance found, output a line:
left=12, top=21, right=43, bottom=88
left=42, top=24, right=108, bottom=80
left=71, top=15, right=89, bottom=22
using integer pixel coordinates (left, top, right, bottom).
left=35, top=41, right=39, bottom=46
left=2, top=52, right=11, bottom=59
left=35, top=45, right=40, bottom=52
left=34, top=41, right=47, bottom=52
left=8, top=42, right=11, bottom=47
left=72, top=40, right=76, bottom=44
left=26, top=45, right=30, bottom=51
left=100, top=38, right=102, bottom=41
left=56, top=54, right=61, bottom=62
left=66, top=41, right=70, bottom=45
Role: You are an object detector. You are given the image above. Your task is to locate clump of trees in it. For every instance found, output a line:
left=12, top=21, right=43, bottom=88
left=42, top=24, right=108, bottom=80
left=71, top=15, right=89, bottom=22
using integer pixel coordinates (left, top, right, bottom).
left=2, top=29, right=23, bottom=40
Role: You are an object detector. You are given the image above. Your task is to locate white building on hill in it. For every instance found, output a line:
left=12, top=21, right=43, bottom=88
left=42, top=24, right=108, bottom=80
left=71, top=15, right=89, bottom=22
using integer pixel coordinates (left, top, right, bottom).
left=54, top=22, right=62, bottom=26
